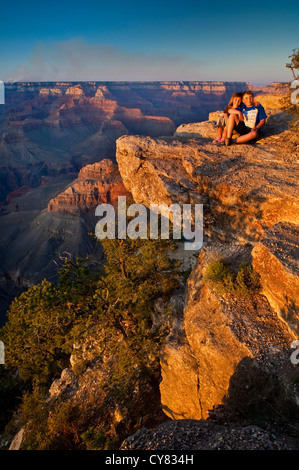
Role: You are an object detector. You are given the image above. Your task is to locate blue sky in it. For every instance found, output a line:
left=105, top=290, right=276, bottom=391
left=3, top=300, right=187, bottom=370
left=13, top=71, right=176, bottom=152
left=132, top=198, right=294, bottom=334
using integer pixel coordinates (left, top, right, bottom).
left=0, top=0, right=298, bottom=84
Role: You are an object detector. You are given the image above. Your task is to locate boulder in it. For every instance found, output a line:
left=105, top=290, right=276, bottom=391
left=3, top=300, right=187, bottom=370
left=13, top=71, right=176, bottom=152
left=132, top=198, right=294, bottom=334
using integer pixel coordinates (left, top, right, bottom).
left=252, top=222, right=299, bottom=333
left=116, top=128, right=299, bottom=244
left=174, top=120, right=217, bottom=139
left=159, top=244, right=299, bottom=422
left=48, top=368, right=78, bottom=401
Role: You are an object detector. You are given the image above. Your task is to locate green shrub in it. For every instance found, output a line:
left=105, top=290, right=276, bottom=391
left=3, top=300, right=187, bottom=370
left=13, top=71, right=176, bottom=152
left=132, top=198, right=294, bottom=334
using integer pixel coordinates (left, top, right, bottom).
left=203, top=258, right=261, bottom=297
left=0, top=236, right=181, bottom=449
left=203, top=258, right=235, bottom=294
left=235, top=262, right=261, bottom=296
left=81, top=426, right=119, bottom=450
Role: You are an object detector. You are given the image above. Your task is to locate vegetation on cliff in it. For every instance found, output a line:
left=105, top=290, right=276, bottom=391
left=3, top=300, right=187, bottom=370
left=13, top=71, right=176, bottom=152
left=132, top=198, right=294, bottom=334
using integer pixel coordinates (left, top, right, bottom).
left=203, top=258, right=261, bottom=297
left=0, top=236, right=181, bottom=449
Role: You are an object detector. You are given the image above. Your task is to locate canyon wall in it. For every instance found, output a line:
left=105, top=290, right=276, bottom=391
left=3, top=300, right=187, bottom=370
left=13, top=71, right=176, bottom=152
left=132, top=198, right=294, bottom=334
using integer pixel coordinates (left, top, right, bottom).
left=115, top=98, right=299, bottom=425
left=1, top=81, right=284, bottom=304
left=5, top=88, right=299, bottom=450
left=47, top=159, right=131, bottom=214
left=0, top=81, right=285, bottom=204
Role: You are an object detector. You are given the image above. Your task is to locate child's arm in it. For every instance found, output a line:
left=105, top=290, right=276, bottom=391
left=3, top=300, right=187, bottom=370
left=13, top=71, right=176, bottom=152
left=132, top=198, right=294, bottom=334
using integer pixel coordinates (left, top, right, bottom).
left=253, top=118, right=266, bottom=132
left=228, top=108, right=244, bottom=120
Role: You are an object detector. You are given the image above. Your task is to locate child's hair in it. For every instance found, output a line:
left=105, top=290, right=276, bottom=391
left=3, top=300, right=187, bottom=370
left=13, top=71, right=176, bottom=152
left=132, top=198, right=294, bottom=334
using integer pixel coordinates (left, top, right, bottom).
left=227, top=92, right=243, bottom=108
left=242, top=90, right=254, bottom=98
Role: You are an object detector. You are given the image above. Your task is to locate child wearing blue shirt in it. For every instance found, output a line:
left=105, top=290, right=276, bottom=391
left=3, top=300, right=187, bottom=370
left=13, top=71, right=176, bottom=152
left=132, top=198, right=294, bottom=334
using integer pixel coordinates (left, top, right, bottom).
left=225, top=90, right=267, bottom=146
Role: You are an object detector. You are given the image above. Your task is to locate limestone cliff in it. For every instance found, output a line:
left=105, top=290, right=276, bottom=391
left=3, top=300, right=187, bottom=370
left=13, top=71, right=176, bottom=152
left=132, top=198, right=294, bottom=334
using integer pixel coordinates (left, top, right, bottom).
left=6, top=91, right=299, bottom=450
left=159, top=243, right=299, bottom=422
left=252, top=222, right=299, bottom=332
left=116, top=110, right=298, bottom=245
left=47, top=159, right=131, bottom=214
left=115, top=99, right=299, bottom=427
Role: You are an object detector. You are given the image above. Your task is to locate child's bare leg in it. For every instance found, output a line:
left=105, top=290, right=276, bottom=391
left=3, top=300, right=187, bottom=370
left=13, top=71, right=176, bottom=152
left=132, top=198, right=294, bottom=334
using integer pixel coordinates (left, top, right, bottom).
left=226, top=114, right=240, bottom=139
left=235, top=130, right=258, bottom=143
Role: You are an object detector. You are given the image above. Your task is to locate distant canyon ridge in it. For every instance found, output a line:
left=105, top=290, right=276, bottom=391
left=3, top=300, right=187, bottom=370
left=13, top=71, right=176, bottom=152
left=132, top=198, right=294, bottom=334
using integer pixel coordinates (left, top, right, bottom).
left=0, top=80, right=286, bottom=322
left=0, top=80, right=284, bottom=203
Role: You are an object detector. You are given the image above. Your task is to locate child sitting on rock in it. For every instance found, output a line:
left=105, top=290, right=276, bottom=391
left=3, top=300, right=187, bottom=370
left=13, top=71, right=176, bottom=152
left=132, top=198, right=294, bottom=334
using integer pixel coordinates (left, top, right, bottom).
left=213, top=92, right=243, bottom=143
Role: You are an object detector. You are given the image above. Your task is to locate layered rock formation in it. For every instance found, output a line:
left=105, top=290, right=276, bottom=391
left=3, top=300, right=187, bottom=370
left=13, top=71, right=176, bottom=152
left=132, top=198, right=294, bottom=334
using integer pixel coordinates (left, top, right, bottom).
left=116, top=116, right=298, bottom=244
left=3, top=83, right=287, bottom=296
left=0, top=82, right=286, bottom=204
left=4, top=86, right=299, bottom=450
left=3, top=81, right=283, bottom=141
left=121, top=419, right=299, bottom=450
left=48, top=159, right=131, bottom=214
left=159, top=243, right=299, bottom=421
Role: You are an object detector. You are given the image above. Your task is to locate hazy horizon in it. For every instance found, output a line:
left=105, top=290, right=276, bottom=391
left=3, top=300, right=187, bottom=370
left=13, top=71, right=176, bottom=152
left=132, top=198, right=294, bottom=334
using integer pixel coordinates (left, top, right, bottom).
left=2, top=79, right=287, bottom=86
left=0, top=1, right=297, bottom=85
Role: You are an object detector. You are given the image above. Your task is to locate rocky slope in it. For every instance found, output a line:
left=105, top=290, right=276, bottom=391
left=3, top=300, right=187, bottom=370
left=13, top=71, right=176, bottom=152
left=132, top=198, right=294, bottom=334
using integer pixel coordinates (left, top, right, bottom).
left=0, top=171, right=103, bottom=324
left=6, top=90, right=299, bottom=450
left=121, top=419, right=299, bottom=450
left=116, top=105, right=298, bottom=246
left=159, top=242, right=299, bottom=423
left=0, top=159, right=131, bottom=320
left=114, top=96, right=299, bottom=445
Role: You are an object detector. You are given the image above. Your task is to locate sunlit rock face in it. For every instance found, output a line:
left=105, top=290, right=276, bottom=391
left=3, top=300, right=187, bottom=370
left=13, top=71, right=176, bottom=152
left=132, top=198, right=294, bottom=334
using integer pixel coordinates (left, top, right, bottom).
left=159, top=243, right=299, bottom=421
left=252, top=222, right=299, bottom=333
left=48, top=159, right=132, bottom=214
left=115, top=98, right=299, bottom=423
left=116, top=117, right=298, bottom=245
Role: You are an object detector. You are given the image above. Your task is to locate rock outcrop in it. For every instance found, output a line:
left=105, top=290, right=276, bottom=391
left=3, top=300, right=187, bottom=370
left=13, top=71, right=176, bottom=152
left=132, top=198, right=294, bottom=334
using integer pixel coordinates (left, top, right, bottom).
left=115, top=100, right=299, bottom=431
left=48, top=159, right=132, bottom=214
left=159, top=243, right=299, bottom=422
left=252, top=222, right=299, bottom=332
left=116, top=117, right=298, bottom=244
